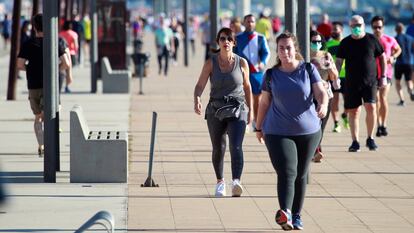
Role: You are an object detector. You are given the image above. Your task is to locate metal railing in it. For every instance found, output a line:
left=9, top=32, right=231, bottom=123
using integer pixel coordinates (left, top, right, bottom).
left=75, top=210, right=114, bottom=233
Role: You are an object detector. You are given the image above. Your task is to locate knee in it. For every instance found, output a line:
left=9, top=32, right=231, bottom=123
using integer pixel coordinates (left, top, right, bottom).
left=365, top=104, right=376, bottom=113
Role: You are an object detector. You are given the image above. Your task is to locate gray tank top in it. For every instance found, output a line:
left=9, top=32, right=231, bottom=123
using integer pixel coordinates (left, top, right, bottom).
left=209, top=54, right=245, bottom=99
left=205, top=54, right=248, bottom=121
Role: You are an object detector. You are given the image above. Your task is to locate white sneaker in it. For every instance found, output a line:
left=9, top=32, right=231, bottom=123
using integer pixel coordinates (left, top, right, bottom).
left=231, top=179, right=243, bottom=197
left=215, top=181, right=226, bottom=197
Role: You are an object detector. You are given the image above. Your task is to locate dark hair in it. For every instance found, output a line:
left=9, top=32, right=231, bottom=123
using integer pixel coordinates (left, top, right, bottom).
left=332, top=21, right=343, bottom=28
left=32, top=13, right=42, bottom=32
left=310, top=30, right=326, bottom=50
left=243, top=14, right=254, bottom=22
left=211, top=27, right=236, bottom=53
left=63, top=20, right=72, bottom=30
left=371, top=15, right=384, bottom=25
left=274, top=31, right=304, bottom=67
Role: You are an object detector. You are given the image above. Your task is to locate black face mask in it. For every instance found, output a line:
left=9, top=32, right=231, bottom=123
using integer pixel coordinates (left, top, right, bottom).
left=331, top=33, right=340, bottom=39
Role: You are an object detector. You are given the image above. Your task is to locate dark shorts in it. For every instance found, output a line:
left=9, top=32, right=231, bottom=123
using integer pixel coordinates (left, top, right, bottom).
left=28, top=89, right=43, bottom=115
left=377, top=77, right=392, bottom=89
left=331, top=78, right=346, bottom=93
left=395, top=64, right=412, bottom=81
left=250, top=74, right=263, bottom=95
left=344, top=84, right=377, bottom=109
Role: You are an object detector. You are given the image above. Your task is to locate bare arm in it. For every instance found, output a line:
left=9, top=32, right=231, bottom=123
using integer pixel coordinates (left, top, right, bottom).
left=389, top=44, right=402, bottom=64
left=255, top=91, right=271, bottom=143
left=327, top=53, right=338, bottom=81
left=17, top=58, right=26, bottom=71
left=193, top=59, right=212, bottom=115
left=312, top=81, right=329, bottom=119
left=240, top=58, right=253, bottom=124
left=379, top=52, right=387, bottom=77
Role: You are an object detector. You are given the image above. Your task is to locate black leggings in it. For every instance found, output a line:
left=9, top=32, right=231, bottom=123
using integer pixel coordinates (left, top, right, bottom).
left=157, top=46, right=169, bottom=75
left=206, top=115, right=246, bottom=180
left=265, top=131, right=321, bottom=215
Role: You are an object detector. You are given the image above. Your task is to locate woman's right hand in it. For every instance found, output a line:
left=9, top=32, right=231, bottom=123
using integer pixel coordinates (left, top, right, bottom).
left=256, top=131, right=265, bottom=144
left=194, top=100, right=202, bottom=115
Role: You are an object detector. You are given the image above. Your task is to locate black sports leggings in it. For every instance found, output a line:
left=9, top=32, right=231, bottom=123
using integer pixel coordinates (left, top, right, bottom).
left=157, top=45, right=169, bottom=75
left=265, top=130, right=321, bottom=215
left=206, top=115, right=246, bottom=180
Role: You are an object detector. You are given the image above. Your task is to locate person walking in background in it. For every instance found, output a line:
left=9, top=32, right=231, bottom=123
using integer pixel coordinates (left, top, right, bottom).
left=59, top=20, right=78, bottom=93
left=271, top=15, right=282, bottom=37
left=255, top=32, right=328, bottom=231
left=394, top=23, right=414, bottom=104
left=154, top=16, right=174, bottom=76
left=170, top=16, right=183, bottom=65
left=2, top=14, right=11, bottom=50
left=406, top=14, right=414, bottom=38
left=235, top=14, right=270, bottom=132
left=200, top=14, right=211, bottom=61
left=335, top=15, right=387, bottom=152
left=17, top=14, right=70, bottom=157
left=326, top=21, right=349, bottom=133
left=317, top=13, right=333, bottom=41
left=310, top=30, right=339, bottom=162
left=255, top=9, right=272, bottom=42
left=82, top=14, right=92, bottom=62
left=371, top=16, right=401, bottom=137
left=193, top=28, right=253, bottom=197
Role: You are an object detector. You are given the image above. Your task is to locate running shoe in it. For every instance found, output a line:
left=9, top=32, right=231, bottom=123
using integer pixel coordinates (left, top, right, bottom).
left=376, top=126, right=383, bottom=137
left=366, top=138, right=378, bottom=151
left=275, top=209, right=293, bottom=231
left=215, top=181, right=226, bottom=197
left=397, top=100, right=405, bottom=106
left=348, top=140, right=360, bottom=152
left=292, top=214, right=304, bottom=230
left=411, top=93, right=414, bottom=101
left=381, top=127, right=388, bottom=136
left=333, top=122, right=341, bottom=133
left=312, top=150, right=323, bottom=163
left=342, top=114, right=350, bottom=129
left=231, top=179, right=243, bottom=197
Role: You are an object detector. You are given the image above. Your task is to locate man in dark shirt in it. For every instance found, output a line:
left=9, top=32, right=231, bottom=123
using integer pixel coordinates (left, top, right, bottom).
left=17, top=13, right=71, bottom=156
left=336, top=15, right=386, bottom=152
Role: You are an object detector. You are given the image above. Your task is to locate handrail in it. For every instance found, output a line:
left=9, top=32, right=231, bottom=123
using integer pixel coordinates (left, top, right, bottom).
left=75, top=210, right=114, bottom=233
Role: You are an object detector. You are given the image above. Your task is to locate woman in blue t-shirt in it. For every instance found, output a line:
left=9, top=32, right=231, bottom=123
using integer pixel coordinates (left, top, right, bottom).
left=255, top=32, right=329, bottom=231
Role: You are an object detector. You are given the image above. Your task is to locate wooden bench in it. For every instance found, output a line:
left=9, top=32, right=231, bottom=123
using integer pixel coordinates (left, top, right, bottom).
left=101, top=56, right=131, bottom=93
left=70, top=104, right=128, bottom=183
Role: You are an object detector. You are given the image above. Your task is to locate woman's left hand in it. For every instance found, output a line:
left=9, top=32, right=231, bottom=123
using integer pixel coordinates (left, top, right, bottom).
left=316, top=103, right=328, bottom=119
left=247, top=111, right=253, bottom=124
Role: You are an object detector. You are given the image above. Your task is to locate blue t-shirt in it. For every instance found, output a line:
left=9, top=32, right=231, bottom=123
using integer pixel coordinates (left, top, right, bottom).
left=261, top=62, right=322, bottom=136
left=395, top=33, right=414, bottom=65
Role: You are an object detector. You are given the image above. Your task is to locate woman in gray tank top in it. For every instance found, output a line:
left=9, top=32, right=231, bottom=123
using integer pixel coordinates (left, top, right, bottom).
left=193, top=28, right=253, bottom=198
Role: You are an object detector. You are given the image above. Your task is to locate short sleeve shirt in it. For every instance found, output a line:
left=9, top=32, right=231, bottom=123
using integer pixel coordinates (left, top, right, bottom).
left=261, top=62, right=322, bottom=136
left=376, top=34, right=399, bottom=78
left=18, top=37, right=66, bottom=89
left=395, top=34, right=414, bottom=65
left=337, top=33, right=384, bottom=87
left=154, top=27, right=173, bottom=47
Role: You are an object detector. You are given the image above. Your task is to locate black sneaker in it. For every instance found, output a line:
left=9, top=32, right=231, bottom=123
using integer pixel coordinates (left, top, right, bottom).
left=397, top=100, right=405, bottom=106
left=348, top=141, right=360, bottom=152
left=366, top=138, right=378, bottom=151
left=410, top=93, right=414, bottom=101
left=381, top=127, right=388, bottom=136
left=376, top=126, right=382, bottom=137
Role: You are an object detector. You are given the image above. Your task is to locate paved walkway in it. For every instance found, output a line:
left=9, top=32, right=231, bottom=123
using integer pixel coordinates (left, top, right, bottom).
left=0, top=33, right=413, bottom=232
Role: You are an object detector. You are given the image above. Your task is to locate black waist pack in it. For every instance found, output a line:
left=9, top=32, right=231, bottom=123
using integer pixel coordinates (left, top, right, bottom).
left=212, top=96, right=243, bottom=121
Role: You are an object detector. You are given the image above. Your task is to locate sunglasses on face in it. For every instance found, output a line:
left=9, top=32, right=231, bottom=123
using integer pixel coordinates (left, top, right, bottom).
left=311, top=40, right=322, bottom=44
left=219, top=36, right=234, bottom=42
left=372, top=26, right=383, bottom=30
left=351, top=23, right=362, bottom=28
